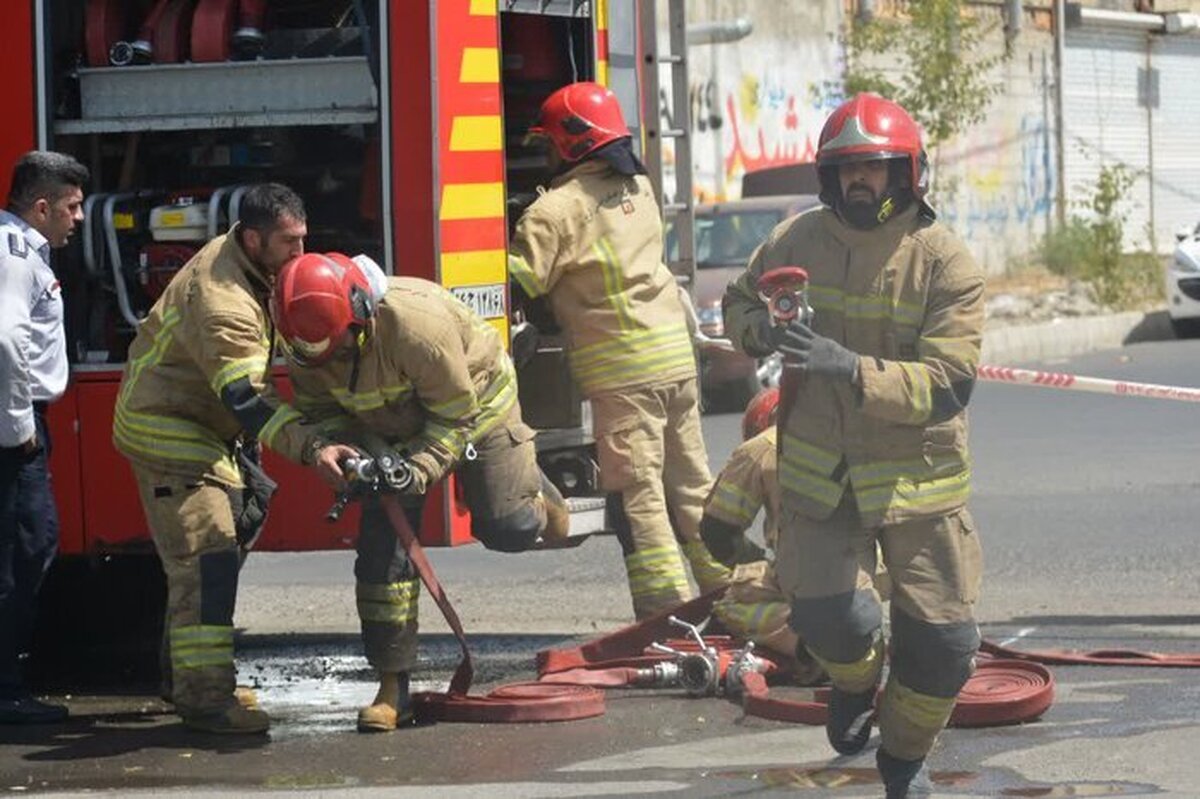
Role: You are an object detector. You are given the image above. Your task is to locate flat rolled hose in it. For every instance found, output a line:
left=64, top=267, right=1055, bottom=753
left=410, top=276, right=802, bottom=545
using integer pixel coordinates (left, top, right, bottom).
left=981, top=639, right=1200, bottom=668
left=949, top=660, right=1054, bottom=727
left=412, top=683, right=605, bottom=723
left=741, top=660, right=1053, bottom=728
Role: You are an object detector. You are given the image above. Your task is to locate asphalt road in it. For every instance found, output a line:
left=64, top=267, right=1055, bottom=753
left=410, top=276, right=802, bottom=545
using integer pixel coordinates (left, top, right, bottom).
left=3, top=338, right=1199, bottom=797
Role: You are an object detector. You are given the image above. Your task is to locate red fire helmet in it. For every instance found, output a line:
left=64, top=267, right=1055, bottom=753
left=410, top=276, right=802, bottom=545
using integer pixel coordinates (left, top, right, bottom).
left=742, top=386, right=780, bottom=441
left=271, top=252, right=373, bottom=366
left=816, top=93, right=928, bottom=199
left=527, top=81, right=631, bottom=162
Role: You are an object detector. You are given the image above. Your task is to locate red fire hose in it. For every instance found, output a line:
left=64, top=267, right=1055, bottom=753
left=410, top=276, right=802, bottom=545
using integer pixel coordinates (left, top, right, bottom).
left=377, top=495, right=605, bottom=723
left=980, top=639, right=1200, bottom=668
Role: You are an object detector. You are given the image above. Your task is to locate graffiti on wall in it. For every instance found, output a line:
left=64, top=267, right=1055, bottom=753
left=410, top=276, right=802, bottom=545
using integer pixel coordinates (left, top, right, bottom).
left=939, top=113, right=1055, bottom=253
left=661, top=67, right=842, bottom=201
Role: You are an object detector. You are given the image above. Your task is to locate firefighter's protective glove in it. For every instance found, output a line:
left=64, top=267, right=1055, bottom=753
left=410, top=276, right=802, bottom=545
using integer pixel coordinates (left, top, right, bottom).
left=778, top=320, right=861, bottom=383
left=700, top=516, right=766, bottom=569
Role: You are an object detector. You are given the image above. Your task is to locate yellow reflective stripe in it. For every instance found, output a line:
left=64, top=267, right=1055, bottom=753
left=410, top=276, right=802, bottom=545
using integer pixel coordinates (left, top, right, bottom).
left=595, top=237, right=636, bottom=333
left=116, top=307, right=181, bottom=413
left=807, top=285, right=924, bottom=326
left=421, top=419, right=467, bottom=460
left=259, top=403, right=304, bottom=447
left=898, top=361, right=932, bottom=423
left=778, top=459, right=846, bottom=509
left=425, top=389, right=477, bottom=420
left=708, top=482, right=760, bottom=526
left=624, top=545, right=689, bottom=600
left=210, top=354, right=269, bottom=394
left=568, top=324, right=694, bottom=388
left=170, top=624, right=234, bottom=670
left=113, top=408, right=238, bottom=479
left=717, top=599, right=789, bottom=637
left=918, top=336, right=979, bottom=364
left=811, top=637, right=883, bottom=689
left=356, top=580, right=420, bottom=624
left=779, top=432, right=842, bottom=476
left=507, top=252, right=547, bottom=298
left=330, top=382, right=414, bottom=412
left=682, top=540, right=733, bottom=589
left=849, top=453, right=964, bottom=487
left=470, top=363, right=517, bottom=437
left=886, top=680, right=958, bottom=730
left=854, top=469, right=971, bottom=514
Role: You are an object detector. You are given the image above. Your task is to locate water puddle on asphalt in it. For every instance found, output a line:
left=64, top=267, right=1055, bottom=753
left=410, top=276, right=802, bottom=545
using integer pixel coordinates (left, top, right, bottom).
left=712, top=766, right=975, bottom=790
left=713, top=767, right=1157, bottom=796
left=1000, top=786, right=1158, bottom=797
left=236, top=646, right=446, bottom=739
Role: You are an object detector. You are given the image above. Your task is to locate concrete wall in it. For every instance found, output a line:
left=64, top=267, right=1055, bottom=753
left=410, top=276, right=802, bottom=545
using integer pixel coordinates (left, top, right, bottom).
left=933, top=7, right=1059, bottom=274
left=658, top=0, right=844, bottom=202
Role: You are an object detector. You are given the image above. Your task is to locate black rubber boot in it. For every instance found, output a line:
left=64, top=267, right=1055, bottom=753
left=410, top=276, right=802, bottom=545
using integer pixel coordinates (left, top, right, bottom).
left=826, top=684, right=876, bottom=755
left=877, top=748, right=932, bottom=798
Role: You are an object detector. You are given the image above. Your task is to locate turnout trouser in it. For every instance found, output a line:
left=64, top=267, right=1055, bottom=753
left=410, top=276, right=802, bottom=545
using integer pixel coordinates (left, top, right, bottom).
left=778, top=492, right=982, bottom=760
left=355, top=406, right=551, bottom=671
left=134, top=465, right=242, bottom=714
left=591, top=378, right=731, bottom=619
left=0, top=408, right=60, bottom=696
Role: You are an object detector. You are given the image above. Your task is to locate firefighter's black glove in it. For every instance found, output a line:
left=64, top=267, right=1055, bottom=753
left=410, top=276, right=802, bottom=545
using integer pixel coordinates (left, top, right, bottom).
left=700, top=516, right=765, bottom=569
left=778, top=320, right=860, bottom=383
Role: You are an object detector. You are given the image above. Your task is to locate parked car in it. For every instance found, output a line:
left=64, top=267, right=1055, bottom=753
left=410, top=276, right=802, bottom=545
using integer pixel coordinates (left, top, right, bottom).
left=669, top=194, right=820, bottom=409
left=1167, top=220, right=1200, bottom=338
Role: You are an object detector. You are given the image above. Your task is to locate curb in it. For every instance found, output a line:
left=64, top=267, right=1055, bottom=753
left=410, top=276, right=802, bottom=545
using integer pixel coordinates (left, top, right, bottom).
left=981, top=309, right=1173, bottom=365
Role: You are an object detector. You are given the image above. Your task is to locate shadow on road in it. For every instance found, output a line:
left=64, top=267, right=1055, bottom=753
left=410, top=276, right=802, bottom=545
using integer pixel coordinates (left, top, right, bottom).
left=11, top=710, right=268, bottom=763
left=1005, top=614, right=1200, bottom=627
left=1124, top=310, right=1176, bottom=344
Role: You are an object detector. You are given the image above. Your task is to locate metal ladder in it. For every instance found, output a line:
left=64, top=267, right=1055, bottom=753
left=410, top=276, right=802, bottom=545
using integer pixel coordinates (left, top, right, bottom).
left=638, top=0, right=695, bottom=288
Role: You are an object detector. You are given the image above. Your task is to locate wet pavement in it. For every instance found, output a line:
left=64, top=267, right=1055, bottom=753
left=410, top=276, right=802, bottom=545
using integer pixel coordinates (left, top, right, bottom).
left=3, top=620, right=1199, bottom=797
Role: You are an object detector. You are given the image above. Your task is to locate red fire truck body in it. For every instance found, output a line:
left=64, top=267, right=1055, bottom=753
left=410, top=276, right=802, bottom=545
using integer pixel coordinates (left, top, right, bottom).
left=0, top=0, right=657, bottom=562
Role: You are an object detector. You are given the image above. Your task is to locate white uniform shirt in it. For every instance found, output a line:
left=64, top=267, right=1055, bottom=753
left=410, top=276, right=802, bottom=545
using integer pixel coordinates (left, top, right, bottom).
left=0, top=209, right=67, bottom=447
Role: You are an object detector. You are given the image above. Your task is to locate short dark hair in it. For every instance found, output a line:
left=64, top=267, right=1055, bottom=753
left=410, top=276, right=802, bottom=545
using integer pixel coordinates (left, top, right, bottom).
left=7, top=151, right=89, bottom=213
left=237, top=183, right=306, bottom=234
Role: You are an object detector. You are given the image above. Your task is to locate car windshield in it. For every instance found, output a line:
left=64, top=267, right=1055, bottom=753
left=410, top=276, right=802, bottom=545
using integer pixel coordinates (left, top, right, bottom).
left=666, top=210, right=785, bottom=269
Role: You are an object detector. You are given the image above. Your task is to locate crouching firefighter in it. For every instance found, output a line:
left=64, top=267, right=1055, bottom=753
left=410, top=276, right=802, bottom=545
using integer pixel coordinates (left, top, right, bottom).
left=722, top=93, right=985, bottom=798
left=261, top=252, right=569, bottom=732
left=113, top=183, right=306, bottom=735
left=704, top=388, right=890, bottom=684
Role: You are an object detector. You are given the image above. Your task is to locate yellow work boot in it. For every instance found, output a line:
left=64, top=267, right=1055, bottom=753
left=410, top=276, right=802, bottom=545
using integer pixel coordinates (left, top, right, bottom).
left=233, top=686, right=259, bottom=710
left=537, top=474, right=570, bottom=542
left=163, top=685, right=259, bottom=710
left=181, top=701, right=270, bottom=735
left=356, top=672, right=413, bottom=733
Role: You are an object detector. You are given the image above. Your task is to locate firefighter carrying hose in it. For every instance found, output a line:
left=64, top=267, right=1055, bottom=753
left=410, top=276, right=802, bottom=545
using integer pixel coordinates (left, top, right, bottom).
left=261, top=252, right=569, bottom=733
left=722, top=93, right=985, bottom=798
left=508, top=82, right=730, bottom=621
left=113, top=183, right=306, bottom=735
left=705, top=388, right=890, bottom=684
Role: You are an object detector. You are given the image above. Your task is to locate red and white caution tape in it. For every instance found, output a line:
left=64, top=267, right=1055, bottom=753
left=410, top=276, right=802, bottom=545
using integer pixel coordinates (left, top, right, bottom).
left=979, top=365, right=1200, bottom=404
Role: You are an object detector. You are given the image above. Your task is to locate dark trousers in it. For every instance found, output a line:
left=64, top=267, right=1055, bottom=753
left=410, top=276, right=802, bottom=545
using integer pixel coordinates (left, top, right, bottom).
left=0, top=408, right=59, bottom=696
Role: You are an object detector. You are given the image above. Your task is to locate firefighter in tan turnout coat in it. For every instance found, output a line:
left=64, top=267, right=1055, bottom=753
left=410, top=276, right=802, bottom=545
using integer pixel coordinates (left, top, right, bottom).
left=508, top=82, right=730, bottom=620
left=723, top=94, right=985, bottom=799
left=113, top=183, right=307, bottom=735
left=262, top=252, right=567, bottom=733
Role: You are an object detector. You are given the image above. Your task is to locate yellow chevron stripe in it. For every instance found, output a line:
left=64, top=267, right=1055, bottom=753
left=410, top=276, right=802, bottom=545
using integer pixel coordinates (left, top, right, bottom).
left=469, top=0, right=495, bottom=15
left=449, top=115, right=503, bottom=152
left=440, top=182, right=504, bottom=221
left=460, top=47, right=499, bottom=83
left=443, top=249, right=506, bottom=285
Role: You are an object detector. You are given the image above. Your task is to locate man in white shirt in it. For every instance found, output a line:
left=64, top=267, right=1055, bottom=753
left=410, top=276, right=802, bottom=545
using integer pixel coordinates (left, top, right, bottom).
left=0, top=150, right=87, bottom=724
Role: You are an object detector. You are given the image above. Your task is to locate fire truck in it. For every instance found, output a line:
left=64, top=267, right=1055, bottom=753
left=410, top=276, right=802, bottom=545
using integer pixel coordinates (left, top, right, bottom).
left=1, top=0, right=695, bottom=671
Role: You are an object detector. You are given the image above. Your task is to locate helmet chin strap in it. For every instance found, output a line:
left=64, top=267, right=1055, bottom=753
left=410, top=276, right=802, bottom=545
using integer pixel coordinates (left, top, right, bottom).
left=839, top=189, right=910, bottom=230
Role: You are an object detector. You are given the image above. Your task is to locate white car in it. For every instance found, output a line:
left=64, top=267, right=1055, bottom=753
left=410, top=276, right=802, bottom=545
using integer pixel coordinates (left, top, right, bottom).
left=1167, top=221, right=1200, bottom=337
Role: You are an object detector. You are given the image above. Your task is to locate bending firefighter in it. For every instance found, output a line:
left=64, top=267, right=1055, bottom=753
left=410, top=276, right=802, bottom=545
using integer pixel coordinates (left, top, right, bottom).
left=508, top=81, right=729, bottom=619
left=722, top=93, right=985, bottom=798
left=261, top=252, right=568, bottom=733
left=113, top=183, right=307, bottom=734
left=704, top=388, right=889, bottom=684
